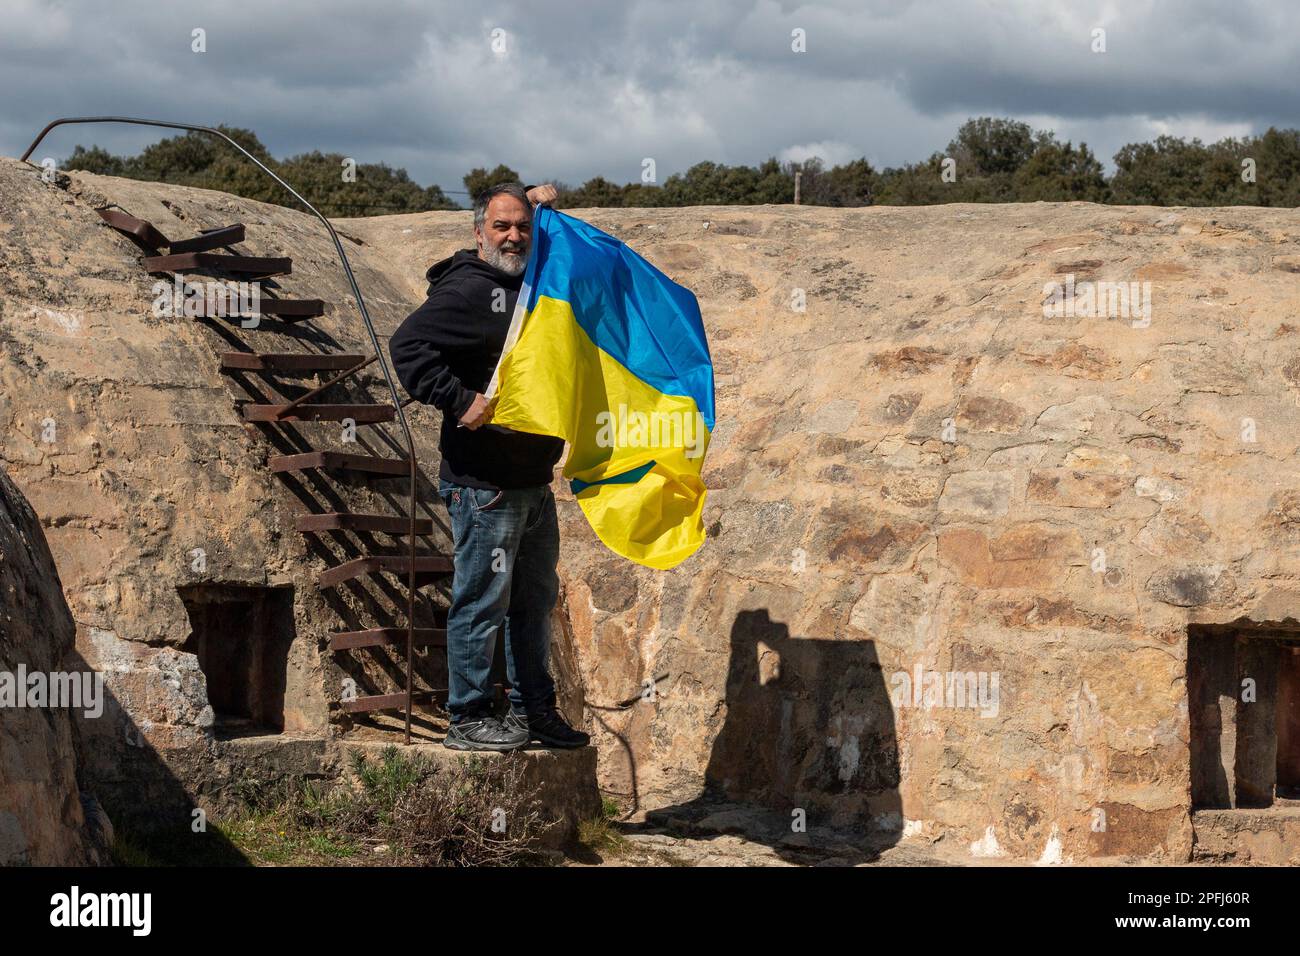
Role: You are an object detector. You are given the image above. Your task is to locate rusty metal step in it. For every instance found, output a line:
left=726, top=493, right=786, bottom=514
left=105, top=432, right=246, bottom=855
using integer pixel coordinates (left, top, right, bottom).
left=255, top=298, right=325, bottom=319
left=317, top=554, right=452, bottom=588
left=169, top=224, right=245, bottom=254
left=267, top=451, right=409, bottom=477
left=194, top=298, right=325, bottom=321
left=97, top=208, right=247, bottom=254
left=96, top=208, right=169, bottom=248
left=340, top=689, right=443, bottom=714
left=329, top=627, right=446, bottom=652
left=296, top=513, right=433, bottom=535
left=341, top=692, right=408, bottom=714
left=221, top=352, right=368, bottom=374
left=242, top=403, right=394, bottom=423
left=193, top=299, right=325, bottom=322
left=142, top=251, right=291, bottom=278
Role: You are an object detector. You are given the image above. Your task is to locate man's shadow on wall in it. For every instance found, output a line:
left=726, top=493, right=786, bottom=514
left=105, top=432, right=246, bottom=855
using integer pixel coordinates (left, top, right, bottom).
left=640, top=609, right=903, bottom=864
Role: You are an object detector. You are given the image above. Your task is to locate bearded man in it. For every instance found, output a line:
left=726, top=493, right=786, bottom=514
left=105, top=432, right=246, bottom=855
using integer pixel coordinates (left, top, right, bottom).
left=390, top=181, right=590, bottom=752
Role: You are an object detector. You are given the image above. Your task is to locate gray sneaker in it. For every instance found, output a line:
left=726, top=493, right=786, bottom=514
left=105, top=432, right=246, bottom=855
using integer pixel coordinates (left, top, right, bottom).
left=504, top=709, right=590, bottom=749
left=444, top=716, right=528, bottom=752
left=502, top=710, right=530, bottom=741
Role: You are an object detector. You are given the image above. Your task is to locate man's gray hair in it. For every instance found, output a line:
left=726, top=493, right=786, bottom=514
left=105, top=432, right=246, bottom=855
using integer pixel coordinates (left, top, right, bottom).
left=473, top=182, right=530, bottom=230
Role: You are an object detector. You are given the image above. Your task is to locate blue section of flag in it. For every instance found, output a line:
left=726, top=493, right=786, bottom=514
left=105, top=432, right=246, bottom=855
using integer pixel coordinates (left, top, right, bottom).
left=525, top=207, right=716, bottom=430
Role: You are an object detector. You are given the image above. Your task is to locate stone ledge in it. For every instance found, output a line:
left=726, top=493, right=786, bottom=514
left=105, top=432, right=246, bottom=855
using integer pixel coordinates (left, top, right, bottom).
left=1192, top=807, right=1300, bottom=865
left=338, top=740, right=601, bottom=849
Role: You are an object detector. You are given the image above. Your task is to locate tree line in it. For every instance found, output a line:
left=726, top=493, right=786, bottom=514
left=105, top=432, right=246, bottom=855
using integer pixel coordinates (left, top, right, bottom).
left=63, top=117, right=1300, bottom=215
left=62, top=126, right=459, bottom=217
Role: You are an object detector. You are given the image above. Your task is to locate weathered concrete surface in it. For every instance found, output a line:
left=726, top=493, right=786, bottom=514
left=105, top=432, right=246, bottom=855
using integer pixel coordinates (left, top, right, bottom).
left=5, top=153, right=1300, bottom=863
left=0, top=465, right=106, bottom=864
left=0, top=156, right=461, bottom=826
left=1192, top=807, right=1300, bottom=865
left=344, top=199, right=1300, bottom=863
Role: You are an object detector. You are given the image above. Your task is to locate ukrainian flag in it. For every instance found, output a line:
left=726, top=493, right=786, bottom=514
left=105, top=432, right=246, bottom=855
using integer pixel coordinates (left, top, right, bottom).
left=486, top=207, right=715, bottom=570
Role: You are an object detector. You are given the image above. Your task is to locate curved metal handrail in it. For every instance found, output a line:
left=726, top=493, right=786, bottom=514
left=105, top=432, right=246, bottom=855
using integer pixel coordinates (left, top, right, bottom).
left=22, top=116, right=423, bottom=744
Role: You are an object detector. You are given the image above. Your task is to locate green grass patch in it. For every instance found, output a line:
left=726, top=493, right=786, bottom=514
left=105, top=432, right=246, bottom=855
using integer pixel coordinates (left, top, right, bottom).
left=577, top=794, right=629, bottom=855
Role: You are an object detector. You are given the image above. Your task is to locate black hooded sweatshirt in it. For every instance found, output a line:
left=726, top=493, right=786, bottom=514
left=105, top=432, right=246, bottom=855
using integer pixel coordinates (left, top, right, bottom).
left=389, top=249, right=564, bottom=489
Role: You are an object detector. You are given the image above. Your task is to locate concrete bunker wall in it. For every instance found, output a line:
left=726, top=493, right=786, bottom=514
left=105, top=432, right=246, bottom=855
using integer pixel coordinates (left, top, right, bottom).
left=5, top=156, right=1300, bottom=861
left=0, top=466, right=106, bottom=864
left=0, top=158, right=455, bottom=828
left=345, top=199, right=1300, bottom=863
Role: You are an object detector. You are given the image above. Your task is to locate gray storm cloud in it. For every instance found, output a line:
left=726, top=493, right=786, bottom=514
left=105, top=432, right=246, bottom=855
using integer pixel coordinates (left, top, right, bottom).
left=1, top=0, right=1295, bottom=193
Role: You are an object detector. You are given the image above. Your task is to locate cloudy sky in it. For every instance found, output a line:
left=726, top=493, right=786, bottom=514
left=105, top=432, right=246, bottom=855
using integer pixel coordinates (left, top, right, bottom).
left=2, top=0, right=1296, bottom=202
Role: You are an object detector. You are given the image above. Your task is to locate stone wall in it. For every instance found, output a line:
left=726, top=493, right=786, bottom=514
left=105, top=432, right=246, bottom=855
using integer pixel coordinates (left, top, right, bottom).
left=0, top=466, right=105, bottom=864
left=346, top=200, right=1300, bottom=861
left=0, top=157, right=451, bottom=830
left=5, top=153, right=1300, bottom=861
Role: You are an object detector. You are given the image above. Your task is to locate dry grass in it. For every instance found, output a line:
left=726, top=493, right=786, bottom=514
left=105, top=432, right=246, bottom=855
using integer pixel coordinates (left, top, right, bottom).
left=116, top=746, right=558, bottom=867
left=325, top=746, right=558, bottom=866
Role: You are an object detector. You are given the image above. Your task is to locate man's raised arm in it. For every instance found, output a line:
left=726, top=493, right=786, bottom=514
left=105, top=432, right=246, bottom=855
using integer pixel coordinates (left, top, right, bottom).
left=525, top=183, right=558, bottom=206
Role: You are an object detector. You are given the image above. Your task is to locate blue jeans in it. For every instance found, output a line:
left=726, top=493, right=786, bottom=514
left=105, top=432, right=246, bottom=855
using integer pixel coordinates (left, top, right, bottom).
left=438, top=479, right=559, bottom=723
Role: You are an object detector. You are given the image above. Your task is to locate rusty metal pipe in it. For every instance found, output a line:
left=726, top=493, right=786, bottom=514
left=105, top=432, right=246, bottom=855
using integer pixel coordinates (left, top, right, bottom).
left=23, top=117, right=423, bottom=744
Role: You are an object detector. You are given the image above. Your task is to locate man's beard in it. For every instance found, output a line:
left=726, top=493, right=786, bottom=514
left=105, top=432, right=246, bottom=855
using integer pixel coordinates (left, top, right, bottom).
left=484, top=239, right=528, bottom=276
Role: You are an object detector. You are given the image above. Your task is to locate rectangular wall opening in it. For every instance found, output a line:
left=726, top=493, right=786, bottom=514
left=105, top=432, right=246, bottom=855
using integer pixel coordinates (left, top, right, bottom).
left=1189, top=626, right=1300, bottom=809
left=178, top=584, right=296, bottom=737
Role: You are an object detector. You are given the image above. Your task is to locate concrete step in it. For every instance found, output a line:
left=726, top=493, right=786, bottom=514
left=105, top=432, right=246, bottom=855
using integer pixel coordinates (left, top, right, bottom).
left=339, top=737, right=601, bottom=849
left=1191, top=807, right=1300, bottom=864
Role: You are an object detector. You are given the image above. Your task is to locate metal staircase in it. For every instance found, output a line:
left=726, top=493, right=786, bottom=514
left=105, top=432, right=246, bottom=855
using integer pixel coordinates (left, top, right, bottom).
left=23, top=116, right=450, bottom=743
